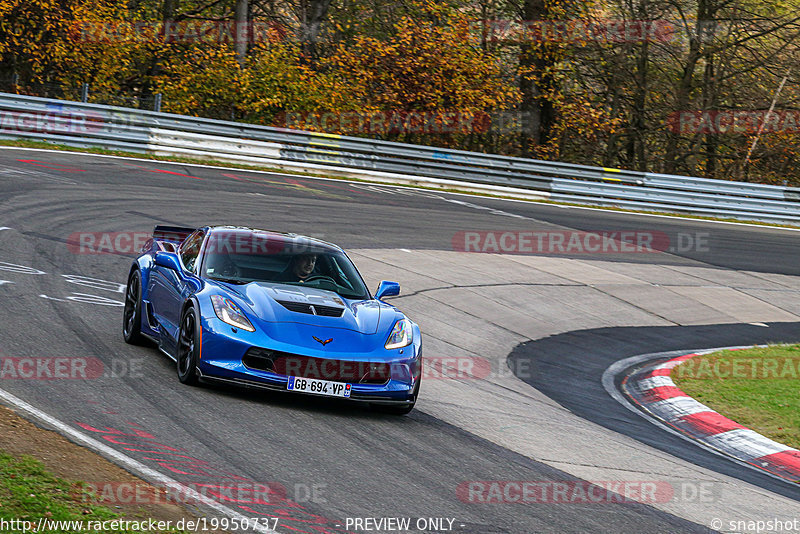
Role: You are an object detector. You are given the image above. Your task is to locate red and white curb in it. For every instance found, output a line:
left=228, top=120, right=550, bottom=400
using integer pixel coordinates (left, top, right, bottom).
left=603, top=347, right=800, bottom=484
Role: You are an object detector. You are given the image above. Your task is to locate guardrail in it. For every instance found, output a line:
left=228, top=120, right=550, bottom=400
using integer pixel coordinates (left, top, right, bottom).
left=1, top=92, right=798, bottom=224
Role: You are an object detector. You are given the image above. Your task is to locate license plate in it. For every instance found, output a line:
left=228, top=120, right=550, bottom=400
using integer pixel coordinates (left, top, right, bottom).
left=287, top=376, right=352, bottom=398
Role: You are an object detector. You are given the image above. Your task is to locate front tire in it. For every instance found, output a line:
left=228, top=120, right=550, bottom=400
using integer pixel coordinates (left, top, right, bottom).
left=371, top=379, right=420, bottom=415
left=177, top=306, right=200, bottom=386
left=122, top=270, right=145, bottom=345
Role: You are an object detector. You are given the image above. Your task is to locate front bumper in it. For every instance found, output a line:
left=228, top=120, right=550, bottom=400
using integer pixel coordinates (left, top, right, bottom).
left=196, top=316, right=421, bottom=405
left=196, top=370, right=417, bottom=406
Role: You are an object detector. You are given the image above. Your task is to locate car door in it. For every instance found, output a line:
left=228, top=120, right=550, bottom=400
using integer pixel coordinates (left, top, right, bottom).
left=150, top=230, right=205, bottom=350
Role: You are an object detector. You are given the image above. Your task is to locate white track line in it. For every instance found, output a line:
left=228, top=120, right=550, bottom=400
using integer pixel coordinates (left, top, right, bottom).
left=0, top=227, right=10, bottom=231
left=1, top=145, right=798, bottom=232
left=0, top=386, right=278, bottom=534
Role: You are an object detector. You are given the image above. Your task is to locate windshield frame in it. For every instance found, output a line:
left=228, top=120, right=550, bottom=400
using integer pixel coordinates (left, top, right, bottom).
left=200, top=229, right=372, bottom=301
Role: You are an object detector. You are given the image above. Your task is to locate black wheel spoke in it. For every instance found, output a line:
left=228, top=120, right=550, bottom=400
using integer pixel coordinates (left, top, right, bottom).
left=123, top=275, right=139, bottom=336
left=178, top=313, right=196, bottom=377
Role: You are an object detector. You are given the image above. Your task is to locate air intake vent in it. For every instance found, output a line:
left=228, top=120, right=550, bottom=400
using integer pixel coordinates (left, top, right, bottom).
left=242, top=347, right=276, bottom=372
left=276, top=300, right=344, bottom=317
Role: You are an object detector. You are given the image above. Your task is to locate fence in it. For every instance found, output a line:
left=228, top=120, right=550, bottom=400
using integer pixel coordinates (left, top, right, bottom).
left=0, top=91, right=798, bottom=224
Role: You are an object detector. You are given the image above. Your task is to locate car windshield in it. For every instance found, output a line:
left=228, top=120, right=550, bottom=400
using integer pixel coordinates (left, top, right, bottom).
left=200, top=231, right=369, bottom=300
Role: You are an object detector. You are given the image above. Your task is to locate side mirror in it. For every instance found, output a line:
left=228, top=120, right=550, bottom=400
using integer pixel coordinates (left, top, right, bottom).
left=375, top=280, right=400, bottom=300
left=154, top=252, right=182, bottom=272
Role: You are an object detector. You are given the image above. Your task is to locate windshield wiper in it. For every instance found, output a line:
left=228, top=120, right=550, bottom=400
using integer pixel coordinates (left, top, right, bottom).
left=273, top=281, right=365, bottom=300
left=209, top=277, right=249, bottom=285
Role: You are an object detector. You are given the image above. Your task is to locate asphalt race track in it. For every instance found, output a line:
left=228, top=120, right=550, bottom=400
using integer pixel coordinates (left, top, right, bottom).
left=511, top=323, right=800, bottom=501
left=1, top=147, right=799, bottom=534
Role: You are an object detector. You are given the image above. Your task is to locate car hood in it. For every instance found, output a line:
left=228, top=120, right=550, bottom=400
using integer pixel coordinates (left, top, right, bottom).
left=220, top=281, right=396, bottom=337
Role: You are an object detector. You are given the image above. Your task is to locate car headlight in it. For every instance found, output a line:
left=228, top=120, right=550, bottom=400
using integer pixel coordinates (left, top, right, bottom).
left=210, top=295, right=255, bottom=332
left=385, top=318, right=413, bottom=349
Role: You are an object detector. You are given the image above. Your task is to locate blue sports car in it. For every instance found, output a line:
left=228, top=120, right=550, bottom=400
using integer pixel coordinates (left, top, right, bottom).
left=123, top=225, right=422, bottom=414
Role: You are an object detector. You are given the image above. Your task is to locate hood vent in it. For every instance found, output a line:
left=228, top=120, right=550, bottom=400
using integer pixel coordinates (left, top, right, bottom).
left=276, top=300, right=345, bottom=318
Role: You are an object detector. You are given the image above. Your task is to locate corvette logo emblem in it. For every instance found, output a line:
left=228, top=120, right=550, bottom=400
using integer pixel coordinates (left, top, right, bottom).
left=313, top=336, right=333, bottom=346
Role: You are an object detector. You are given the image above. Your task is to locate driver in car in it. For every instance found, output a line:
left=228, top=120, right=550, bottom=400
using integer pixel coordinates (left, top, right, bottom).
left=275, top=253, right=319, bottom=283
left=205, top=250, right=240, bottom=279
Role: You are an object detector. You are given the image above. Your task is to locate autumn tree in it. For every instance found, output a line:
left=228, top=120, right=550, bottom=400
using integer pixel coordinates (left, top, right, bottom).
left=324, top=2, right=519, bottom=145
left=514, top=0, right=561, bottom=155
left=3, top=0, right=800, bottom=184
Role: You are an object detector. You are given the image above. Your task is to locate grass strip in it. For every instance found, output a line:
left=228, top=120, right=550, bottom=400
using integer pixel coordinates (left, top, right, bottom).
left=0, top=451, right=187, bottom=533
